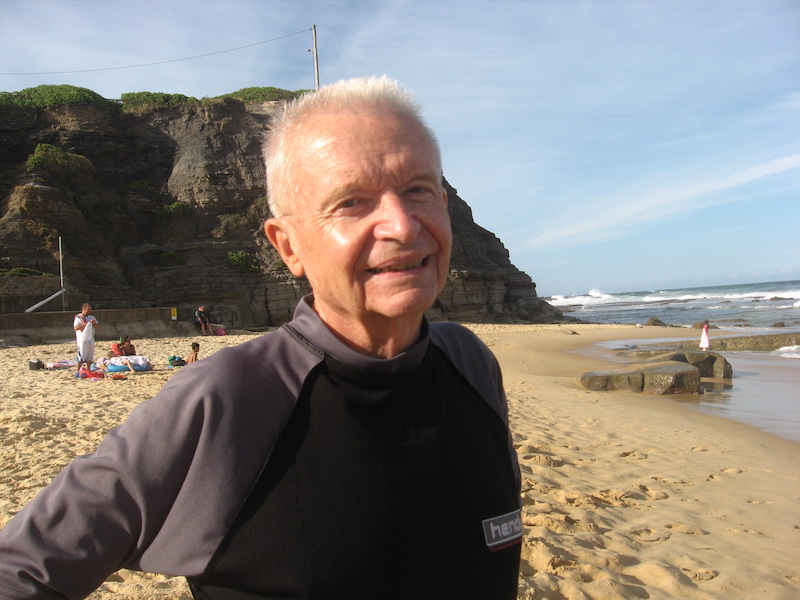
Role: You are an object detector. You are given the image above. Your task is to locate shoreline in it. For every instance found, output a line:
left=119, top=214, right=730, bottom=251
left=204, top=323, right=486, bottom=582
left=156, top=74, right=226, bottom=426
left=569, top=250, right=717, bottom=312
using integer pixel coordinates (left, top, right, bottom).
left=463, top=323, right=799, bottom=599
left=1, top=323, right=798, bottom=599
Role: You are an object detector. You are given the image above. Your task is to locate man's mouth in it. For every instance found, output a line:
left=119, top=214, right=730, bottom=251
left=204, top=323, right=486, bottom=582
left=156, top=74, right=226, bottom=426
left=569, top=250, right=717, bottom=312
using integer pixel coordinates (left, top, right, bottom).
left=367, top=257, right=428, bottom=274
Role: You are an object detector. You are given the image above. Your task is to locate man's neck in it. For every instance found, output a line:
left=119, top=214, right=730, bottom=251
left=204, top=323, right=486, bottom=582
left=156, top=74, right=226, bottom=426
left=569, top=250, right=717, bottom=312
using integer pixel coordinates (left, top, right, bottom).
left=315, top=308, right=423, bottom=359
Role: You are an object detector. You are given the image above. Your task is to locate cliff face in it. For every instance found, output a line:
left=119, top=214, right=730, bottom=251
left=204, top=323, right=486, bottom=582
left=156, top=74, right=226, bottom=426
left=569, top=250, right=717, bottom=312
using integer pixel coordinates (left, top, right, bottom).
left=0, top=98, right=562, bottom=327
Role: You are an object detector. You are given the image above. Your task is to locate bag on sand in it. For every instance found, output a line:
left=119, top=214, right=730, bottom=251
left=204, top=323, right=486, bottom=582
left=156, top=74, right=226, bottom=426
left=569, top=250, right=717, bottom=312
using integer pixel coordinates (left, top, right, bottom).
left=79, top=368, right=104, bottom=379
left=169, top=356, right=187, bottom=367
left=28, top=359, right=44, bottom=370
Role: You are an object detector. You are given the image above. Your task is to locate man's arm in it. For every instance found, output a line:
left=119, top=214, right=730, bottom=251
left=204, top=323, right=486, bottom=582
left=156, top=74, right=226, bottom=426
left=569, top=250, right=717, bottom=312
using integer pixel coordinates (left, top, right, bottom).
left=0, top=389, right=208, bottom=599
left=0, top=330, right=308, bottom=599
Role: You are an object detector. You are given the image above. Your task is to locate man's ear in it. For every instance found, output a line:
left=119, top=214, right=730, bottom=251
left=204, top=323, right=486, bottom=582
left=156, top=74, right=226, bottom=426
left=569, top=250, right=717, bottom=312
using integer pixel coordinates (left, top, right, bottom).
left=264, top=218, right=305, bottom=277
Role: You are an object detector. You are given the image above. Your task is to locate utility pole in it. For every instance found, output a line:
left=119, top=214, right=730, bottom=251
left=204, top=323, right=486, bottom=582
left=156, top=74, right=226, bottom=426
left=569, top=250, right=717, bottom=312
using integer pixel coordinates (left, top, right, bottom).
left=59, top=236, right=65, bottom=311
left=309, top=24, right=320, bottom=90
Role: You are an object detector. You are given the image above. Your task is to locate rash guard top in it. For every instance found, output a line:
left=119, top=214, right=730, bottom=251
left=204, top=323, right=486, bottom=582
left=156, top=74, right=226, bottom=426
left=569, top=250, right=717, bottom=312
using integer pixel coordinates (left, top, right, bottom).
left=0, top=296, right=521, bottom=600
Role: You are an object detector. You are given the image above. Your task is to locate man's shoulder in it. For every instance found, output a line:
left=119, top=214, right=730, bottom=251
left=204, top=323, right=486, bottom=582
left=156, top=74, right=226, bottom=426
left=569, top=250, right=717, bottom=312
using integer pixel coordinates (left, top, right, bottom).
left=166, top=326, right=324, bottom=400
left=429, top=322, right=487, bottom=352
left=428, top=322, right=505, bottom=416
left=429, top=322, right=498, bottom=374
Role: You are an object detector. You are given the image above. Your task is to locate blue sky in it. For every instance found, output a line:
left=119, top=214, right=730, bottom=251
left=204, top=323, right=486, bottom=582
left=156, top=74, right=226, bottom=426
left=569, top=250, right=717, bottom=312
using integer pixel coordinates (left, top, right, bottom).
left=2, top=0, right=798, bottom=296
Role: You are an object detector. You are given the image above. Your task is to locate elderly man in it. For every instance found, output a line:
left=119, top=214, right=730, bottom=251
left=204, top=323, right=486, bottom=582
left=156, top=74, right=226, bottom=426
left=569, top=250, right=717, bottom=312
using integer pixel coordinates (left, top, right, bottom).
left=0, top=77, right=521, bottom=599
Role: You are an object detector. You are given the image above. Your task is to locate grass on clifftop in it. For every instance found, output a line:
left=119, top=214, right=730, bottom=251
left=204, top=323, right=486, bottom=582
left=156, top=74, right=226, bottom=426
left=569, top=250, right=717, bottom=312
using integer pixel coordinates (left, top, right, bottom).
left=0, top=84, right=308, bottom=113
left=0, top=85, right=117, bottom=110
left=219, top=86, right=309, bottom=103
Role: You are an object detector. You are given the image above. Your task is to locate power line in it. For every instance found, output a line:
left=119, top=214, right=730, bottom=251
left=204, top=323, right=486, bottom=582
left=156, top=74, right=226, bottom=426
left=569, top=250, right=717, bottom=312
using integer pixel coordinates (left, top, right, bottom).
left=0, top=28, right=311, bottom=76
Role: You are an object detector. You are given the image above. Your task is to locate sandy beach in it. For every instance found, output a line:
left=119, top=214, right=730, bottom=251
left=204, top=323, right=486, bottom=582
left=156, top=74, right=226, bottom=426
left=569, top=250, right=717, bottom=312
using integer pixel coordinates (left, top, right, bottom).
left=1, top=324, right=798, bottom=599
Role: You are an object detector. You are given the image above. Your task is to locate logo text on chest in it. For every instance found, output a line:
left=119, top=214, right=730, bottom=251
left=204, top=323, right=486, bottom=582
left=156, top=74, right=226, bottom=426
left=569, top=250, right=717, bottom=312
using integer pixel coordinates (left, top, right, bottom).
left=482, top=509, right=522, bottom=551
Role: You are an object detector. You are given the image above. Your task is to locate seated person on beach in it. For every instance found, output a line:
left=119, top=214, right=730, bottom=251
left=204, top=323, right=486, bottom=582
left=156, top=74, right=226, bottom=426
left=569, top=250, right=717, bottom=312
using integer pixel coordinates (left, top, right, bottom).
left=194, top=306, right=211, bottom=335
left=186, top=342, right=200, bottom=364
left=0, top=77, right=520, bottom=599
left=110, top=336, right=136, bottom=357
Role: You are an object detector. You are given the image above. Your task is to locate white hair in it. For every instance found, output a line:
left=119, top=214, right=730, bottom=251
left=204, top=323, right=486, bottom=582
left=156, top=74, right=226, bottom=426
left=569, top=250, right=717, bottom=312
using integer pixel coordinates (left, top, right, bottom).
left=262, top=75, right=441, bottom=217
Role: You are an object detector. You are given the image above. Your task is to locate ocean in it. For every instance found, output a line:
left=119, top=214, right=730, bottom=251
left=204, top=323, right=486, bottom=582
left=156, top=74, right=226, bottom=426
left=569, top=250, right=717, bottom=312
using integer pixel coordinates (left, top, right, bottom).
left=546, top=280, right=800, bottom=442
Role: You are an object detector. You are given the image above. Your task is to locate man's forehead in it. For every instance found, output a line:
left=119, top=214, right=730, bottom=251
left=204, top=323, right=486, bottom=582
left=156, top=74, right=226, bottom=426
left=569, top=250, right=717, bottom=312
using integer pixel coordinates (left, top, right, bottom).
left=281, top=108, right=440, bottom=211
left=295, top=111, right=434, bottom=172
left=302, top=109, right=428, bottom=149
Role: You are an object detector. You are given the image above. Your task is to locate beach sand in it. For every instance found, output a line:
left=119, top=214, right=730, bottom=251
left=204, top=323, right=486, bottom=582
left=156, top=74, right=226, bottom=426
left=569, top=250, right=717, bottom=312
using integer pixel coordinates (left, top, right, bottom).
left=1, top=324, right=798, bottom=599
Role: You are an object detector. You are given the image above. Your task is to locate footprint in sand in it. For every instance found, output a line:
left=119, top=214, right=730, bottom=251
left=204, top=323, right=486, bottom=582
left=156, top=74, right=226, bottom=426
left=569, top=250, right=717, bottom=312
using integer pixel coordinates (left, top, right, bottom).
left=665, top=522, right=709, bottom=535
left=651, top=475, right=692, bottom=488
left=630, top=526, right=671, bottom=542
left=708, top=467, right=744, bottom=481
left=636, top=484, right=669, bottom=500
left=593, top=488, right=639, bottom=508
left=683, top=567, right=719, bottom=581
left=619, top=449, right=648, bottom=460
left=521, top=453, right=562, bottom=467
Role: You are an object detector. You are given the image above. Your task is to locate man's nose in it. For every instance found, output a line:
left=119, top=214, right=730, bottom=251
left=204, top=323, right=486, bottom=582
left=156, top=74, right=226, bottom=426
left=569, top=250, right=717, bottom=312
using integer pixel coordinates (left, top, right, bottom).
left=373, top=192, right=421, bottom=242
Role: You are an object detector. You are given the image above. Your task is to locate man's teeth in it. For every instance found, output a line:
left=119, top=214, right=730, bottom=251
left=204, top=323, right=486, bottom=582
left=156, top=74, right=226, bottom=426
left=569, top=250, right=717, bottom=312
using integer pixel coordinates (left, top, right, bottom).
left=368, top=258, right=425, bottom=274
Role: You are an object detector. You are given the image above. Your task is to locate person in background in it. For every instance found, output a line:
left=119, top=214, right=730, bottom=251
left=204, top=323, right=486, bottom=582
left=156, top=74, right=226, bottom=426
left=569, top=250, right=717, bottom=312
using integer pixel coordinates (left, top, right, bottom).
left=0, top=76, right=521, bottom=599
left=111, top=336, right=136, bottom=357
left=96, top=355, right=151, bottom=373
left=73, top=303, right=99, bottom=373
left=699, top=319, right=711, bottom=351
left=186, top=342, right=200, bottom=364
left=194, top=305, right=211, bottom=335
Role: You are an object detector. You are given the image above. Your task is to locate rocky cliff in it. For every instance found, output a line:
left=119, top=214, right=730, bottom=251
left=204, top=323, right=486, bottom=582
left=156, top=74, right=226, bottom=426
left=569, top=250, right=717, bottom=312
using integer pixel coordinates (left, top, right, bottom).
left=0, top=96, right=562, bottom=328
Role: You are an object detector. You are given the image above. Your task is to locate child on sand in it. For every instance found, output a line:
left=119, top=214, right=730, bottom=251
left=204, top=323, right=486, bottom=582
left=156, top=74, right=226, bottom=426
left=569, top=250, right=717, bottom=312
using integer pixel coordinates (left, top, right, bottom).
left=186, top=342, right=200, bottom=364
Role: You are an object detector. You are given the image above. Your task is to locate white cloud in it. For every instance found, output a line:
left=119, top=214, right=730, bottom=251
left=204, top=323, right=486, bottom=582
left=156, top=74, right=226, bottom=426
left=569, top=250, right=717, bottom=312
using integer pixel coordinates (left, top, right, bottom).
left=522, top=154, right=800, bottom=248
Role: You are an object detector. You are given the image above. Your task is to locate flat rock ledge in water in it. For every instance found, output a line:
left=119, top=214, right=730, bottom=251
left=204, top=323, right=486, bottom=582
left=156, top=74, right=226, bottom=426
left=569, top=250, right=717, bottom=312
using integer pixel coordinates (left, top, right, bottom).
left=662, top=332, right=799, bottom=352
left=580, top=351, right=733, bottom=395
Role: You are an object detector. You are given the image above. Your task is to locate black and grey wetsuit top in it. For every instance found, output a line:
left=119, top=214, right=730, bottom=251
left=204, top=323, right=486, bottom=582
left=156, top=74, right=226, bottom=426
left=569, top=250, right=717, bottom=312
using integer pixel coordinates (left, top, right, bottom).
left=0, top=296, right=521, bottom=600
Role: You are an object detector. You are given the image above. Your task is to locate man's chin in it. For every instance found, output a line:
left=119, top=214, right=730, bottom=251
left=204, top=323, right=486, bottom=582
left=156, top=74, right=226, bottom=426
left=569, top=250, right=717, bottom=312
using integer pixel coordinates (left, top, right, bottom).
left=366, top=288, right=441, bottom=320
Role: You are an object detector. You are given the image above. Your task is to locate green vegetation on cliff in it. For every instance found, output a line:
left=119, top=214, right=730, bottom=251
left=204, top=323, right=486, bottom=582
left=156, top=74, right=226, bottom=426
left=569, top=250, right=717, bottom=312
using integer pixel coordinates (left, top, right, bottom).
left=1, top=84, right=307, bottom=115
left=213, top=196, right=270, bottom=236
left=26, top=143, right=95, bottom=186
left=0, top=84, right=117, bottom=110
left=157, top=201, right=191, bottom=219
left=226, top=250, right=260, bottom=273
left=218, top=86, right=308, bottom=103
left=120, top=91, right=198, bottom=113
left=0, top=267, right=54, bottom=277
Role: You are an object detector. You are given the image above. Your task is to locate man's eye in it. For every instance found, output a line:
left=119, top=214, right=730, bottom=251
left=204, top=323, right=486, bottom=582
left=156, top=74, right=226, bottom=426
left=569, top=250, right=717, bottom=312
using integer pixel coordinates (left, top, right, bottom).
left=406, top=185, right=435, bottom=198
left=334, top=198, right=364, bottom=212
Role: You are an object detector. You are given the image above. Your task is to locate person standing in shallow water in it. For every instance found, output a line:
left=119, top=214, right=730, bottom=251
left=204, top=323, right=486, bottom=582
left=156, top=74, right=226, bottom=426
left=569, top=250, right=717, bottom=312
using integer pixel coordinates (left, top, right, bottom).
left=699, top=320, right=710, bottom=351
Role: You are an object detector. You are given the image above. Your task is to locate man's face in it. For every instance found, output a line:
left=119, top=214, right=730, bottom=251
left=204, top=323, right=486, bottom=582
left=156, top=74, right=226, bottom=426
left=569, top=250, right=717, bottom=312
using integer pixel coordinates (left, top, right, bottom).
left=82, top=305, right=91, bottom=316
left=267, top=109, right=452, bottom=339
